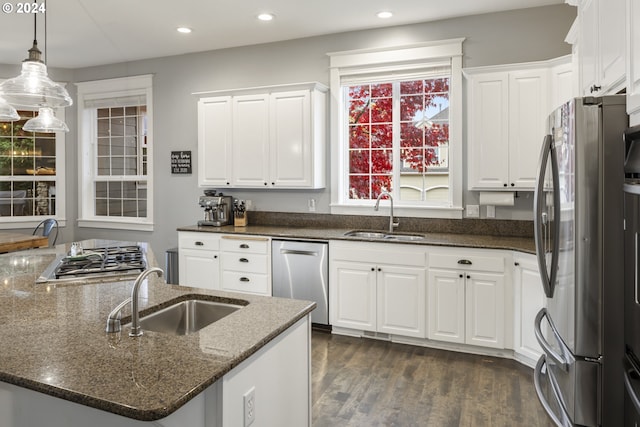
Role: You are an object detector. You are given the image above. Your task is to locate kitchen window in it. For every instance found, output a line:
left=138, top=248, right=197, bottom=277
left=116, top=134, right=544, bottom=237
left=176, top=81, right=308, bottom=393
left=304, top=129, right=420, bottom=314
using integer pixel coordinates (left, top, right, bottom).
left=76, top=75, right=154, bottom=231
left=0, top=109, right=66, bottom=227
left=329, top=40, right=464, bottom=218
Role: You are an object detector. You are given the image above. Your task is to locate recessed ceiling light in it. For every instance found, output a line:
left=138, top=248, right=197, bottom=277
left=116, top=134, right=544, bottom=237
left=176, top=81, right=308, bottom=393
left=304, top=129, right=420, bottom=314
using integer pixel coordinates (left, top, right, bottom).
left=177, top=27, right=192, bottom=34
left=257, top=13, right=275, bottom=21
left=376, top=11, right=393, bottom=19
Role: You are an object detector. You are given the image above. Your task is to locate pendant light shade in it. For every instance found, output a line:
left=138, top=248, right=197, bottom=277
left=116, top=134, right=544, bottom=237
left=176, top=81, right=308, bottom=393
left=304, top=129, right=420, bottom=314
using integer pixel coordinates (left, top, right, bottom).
left=0, top=41, right=72, bottom=108
left=23, top=107, right=69, bottom=133
left=0, top=97, right=20, bottom=121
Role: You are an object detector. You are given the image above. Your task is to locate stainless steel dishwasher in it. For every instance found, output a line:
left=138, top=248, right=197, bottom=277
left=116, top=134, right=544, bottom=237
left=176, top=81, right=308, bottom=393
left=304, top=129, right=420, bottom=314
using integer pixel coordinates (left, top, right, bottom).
left=271, top=240, right=329, bottom=326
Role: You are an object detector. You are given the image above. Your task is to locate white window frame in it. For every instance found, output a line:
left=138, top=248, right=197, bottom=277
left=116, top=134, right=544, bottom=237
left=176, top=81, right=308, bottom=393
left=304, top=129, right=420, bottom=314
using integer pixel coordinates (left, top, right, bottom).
left=0, top=78, right=67, bottom=229
left=328, top=39, right=464, bottom=219
left=75, top=75, right=154, bottom=231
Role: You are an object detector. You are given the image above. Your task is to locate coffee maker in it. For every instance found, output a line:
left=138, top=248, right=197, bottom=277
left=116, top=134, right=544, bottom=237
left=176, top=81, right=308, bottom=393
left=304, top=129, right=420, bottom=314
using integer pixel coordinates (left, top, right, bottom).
left=197, top=191, right=232, bottom=226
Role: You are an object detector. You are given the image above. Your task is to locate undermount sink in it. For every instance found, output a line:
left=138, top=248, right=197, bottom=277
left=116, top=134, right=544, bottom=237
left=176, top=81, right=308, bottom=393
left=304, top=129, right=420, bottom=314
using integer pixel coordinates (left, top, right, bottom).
left=132, top=298, right=243, bottom=336
left=343, top=230, right=426, bottom=241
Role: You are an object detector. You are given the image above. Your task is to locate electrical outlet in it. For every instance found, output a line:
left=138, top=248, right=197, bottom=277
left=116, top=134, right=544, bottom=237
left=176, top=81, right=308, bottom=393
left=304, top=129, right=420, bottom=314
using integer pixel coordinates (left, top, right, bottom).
left=243, top=387, right=256, bottom=426
left=308, top=198, right=316, bottom=212
left=466, top=204, right=479, bottom=218
left=486, top=205, right=496, bottom=218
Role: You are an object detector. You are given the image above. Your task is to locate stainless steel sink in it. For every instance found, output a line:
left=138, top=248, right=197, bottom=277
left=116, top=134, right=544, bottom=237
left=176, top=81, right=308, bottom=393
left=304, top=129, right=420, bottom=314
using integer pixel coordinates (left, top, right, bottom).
left=343, top=230, right=426, bottom=241
left=343, top=230, right=387, bottom=239
left=132, top=299, right=243, bottom=335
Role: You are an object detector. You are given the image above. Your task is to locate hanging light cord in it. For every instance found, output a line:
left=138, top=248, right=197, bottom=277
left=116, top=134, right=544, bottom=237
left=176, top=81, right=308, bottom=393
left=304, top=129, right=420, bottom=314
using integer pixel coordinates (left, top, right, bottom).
left=44, top=0, right=47, bottom=64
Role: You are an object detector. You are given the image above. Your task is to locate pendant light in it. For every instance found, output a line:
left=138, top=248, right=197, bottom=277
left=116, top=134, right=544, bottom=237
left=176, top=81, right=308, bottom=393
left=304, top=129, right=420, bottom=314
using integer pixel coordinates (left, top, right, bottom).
left=0, top=1, right=71, bottom=132
left=23, top=107, right=68, bottom=132
left=0, top=97, right=20, bottom=122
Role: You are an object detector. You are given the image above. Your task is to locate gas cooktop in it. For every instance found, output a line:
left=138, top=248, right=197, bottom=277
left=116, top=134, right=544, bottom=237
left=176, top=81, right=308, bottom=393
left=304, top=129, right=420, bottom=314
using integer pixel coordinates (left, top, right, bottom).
left=37, top=245, right=147, bottom=283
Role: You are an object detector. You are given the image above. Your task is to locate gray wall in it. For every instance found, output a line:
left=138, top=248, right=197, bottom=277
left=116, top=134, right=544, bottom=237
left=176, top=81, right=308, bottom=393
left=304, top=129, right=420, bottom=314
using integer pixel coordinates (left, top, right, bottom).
left=2, top=4, right=576, bottom=262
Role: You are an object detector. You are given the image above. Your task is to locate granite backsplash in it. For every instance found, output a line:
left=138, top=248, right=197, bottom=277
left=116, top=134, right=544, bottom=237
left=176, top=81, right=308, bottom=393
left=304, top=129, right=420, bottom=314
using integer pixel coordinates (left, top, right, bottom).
left=247, top=211, right=533, bottom=238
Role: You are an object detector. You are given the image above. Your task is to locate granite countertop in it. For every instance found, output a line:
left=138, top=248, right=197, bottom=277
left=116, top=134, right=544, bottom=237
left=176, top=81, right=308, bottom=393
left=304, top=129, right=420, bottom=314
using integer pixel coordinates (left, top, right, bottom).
left=176, top=224, right=536, bottom=254
left=0, top=240, right=315, bottom=421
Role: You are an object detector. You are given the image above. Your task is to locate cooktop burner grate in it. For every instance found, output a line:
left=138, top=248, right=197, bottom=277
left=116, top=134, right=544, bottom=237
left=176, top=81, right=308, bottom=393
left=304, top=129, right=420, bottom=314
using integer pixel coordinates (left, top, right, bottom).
left=54, top=245, right=146, bottom=279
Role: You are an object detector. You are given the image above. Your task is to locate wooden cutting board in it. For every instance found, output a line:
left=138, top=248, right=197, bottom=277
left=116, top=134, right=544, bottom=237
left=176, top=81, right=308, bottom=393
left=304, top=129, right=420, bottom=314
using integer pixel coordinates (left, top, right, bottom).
left=0, top=232, right=49, bottom=253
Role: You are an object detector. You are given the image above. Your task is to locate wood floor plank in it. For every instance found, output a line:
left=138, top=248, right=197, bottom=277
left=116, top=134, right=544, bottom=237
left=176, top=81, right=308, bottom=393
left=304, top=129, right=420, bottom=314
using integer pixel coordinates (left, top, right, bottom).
left=312, top=330, right=553, bottom=427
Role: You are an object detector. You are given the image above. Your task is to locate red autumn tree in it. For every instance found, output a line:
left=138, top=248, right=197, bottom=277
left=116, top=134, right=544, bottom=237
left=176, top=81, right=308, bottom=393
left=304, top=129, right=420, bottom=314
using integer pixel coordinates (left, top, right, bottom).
left=347, top=78, right=450, bottom=199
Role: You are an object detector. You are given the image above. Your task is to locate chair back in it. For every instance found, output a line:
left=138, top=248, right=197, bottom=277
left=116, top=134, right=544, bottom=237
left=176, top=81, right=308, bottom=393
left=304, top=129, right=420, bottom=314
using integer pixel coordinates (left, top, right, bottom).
left=33, top=218, right=59, bottom=246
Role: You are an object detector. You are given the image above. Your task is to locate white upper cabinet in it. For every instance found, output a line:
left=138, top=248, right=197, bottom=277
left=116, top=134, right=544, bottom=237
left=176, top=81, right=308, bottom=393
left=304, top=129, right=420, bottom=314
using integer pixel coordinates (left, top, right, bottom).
left=197, top=96, right=232, bottom=187
left=579, top=0, right=626, bottom=95
left=627, top=0, right=640, bottom=120
left=466, top=64, right=555, bottom=190
left=196, top=83, right=327, bottom=189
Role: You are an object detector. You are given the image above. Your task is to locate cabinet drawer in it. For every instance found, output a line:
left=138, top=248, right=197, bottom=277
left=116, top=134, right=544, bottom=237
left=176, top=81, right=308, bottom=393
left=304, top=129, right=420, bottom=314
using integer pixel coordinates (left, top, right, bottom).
left=220, top=235, right=269, bottom=254
left=429, top=253, right=505, bottom=273
left=179, top=232, right=220, bottom=251
left=221, top=271, right=270, bottom=295
left=221, top=253, right=268, bottom=274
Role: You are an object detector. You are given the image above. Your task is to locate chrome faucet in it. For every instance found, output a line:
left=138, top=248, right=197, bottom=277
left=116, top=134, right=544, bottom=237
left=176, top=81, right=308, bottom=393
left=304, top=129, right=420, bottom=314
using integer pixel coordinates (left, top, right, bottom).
left=129, top=267, right=164, bottom=337
left=374, top=191, right=399, bottom=233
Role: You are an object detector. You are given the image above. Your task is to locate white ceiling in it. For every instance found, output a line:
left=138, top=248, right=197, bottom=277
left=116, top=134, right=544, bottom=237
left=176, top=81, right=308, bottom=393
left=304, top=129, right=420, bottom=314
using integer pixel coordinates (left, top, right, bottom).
left=0, top=0, right=564, bottom=69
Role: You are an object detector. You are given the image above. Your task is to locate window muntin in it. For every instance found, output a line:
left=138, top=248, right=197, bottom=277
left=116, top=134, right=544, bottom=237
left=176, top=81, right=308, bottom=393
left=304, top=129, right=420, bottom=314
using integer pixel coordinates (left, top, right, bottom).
left=0, top=111, right=58, bottom=217
left=344, top=76, right=450, bottom=204
left=93, top=105, right=147, bottom=218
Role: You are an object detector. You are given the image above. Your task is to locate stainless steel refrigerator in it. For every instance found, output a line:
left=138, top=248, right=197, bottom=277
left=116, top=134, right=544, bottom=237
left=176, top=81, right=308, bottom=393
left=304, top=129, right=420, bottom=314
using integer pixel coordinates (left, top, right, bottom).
left=533, top=95, right=627, bottom=426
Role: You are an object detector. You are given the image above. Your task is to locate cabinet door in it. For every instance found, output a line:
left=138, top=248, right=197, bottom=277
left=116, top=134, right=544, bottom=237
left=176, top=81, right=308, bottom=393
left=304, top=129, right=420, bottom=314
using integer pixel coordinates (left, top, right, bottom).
left=627, top=0, right=640, bottom=117
left=377, top=266, right=426, bottom=338
left=465, top=272, right=505, bottom=349
left=467, top=72, right=510, bottom=189
left=427, top=269, right=465, bottom=344
left=232, top=94, right=270, bottom=187
left=197, top=97, right=232, bottom=187
left=330, top=261, right=377, bottom=332
left=598, top=0, right=625, bottom=92
left=508, top=69, right=548, bottom=189
left=178, top=248, right=219, bottom=290
left=514, top=257, right=546, bottom=363
left=269, top=90, right=312, bottom=187
left=580, top=0, right=599, bottom=95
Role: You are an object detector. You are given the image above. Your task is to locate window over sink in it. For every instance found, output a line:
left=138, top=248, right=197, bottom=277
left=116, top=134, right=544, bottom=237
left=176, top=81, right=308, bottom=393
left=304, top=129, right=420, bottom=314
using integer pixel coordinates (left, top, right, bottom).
left=328, top=39, right=464, bottom=218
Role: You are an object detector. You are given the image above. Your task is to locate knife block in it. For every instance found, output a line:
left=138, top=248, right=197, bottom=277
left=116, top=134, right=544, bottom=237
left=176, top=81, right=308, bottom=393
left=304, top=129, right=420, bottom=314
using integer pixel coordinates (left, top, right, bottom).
left=234, top=213, right=248, bottom=227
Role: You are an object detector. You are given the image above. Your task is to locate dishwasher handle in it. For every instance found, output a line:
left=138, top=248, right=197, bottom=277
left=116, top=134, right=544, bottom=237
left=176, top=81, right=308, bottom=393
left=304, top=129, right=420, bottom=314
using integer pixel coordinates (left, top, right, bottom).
left=280, top=249, right=319, bottom=256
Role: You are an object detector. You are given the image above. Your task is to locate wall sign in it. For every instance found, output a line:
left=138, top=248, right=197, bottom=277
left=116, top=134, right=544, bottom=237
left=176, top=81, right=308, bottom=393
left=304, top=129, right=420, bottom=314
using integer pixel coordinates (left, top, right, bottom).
left=171, top=151, right=192, bottom=174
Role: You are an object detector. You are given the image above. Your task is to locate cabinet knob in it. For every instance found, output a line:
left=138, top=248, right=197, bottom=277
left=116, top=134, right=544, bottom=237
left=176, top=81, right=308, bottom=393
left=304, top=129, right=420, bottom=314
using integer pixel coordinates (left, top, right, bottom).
left=503, top=183, right=507, bottom=187
left=272, top=182, right=275, bottom=186
left=239, top=257, right=249, bottom=263
left=240, top=277, right=250, bottom=282
left=195, top=241, right=204, bottom=246
left=378, top=267, right=382, bottom=272
left=514, top=262, right=519, bottom=266
left=264, top=182, right=268, bottom=186
left=467, top=275, right=471, bottom=279
left=226, top=182, right=230, bottom=185
left=214, top=255, right=218, bottom=259
left=240, top=244, right=249, bottom=249
left=459, top=274, right=463, bottom=278
left=590, top=84, right=602, bottom=93
left=457, top=259, right=472, bottom=265
left=510, top=183, right=515, bottom=187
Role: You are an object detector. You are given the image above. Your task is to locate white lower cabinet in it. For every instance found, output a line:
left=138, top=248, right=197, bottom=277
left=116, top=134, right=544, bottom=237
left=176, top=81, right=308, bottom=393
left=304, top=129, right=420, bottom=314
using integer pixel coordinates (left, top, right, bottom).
left=220, top=235, right=271, bottom=296
left=513, top=253, right=546, bottom=366
left=427, top=250, right=506, bottom=349
left=178, top=232, right=271, bottom=296
left=178, top=232, right=220, bottom=290
left=329, top=241, right=427, bottom=339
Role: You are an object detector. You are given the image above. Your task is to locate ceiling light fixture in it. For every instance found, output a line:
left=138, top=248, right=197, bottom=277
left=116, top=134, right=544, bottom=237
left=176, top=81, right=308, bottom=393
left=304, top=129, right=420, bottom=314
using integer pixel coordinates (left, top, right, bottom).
left=0, top=97, right=20, bottom=122
left=257, top=13, right=275, bottom=21
left=177, top=27, right=192, bottom=34
left=23, top=107, right=68, bottom=132
left=376, top=11, right=393, bottom=19
left=0, top=0, right=71, bottom=131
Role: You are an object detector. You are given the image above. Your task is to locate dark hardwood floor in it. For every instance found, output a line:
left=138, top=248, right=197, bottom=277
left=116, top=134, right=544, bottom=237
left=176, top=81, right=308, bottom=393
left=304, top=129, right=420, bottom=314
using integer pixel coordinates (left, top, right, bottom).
left=311, top=330, right=552, bottom=427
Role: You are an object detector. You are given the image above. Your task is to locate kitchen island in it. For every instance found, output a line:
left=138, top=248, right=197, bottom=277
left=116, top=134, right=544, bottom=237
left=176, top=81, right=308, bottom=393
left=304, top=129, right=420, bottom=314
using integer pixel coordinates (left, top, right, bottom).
left=0, top=240, right=315, bottom=426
